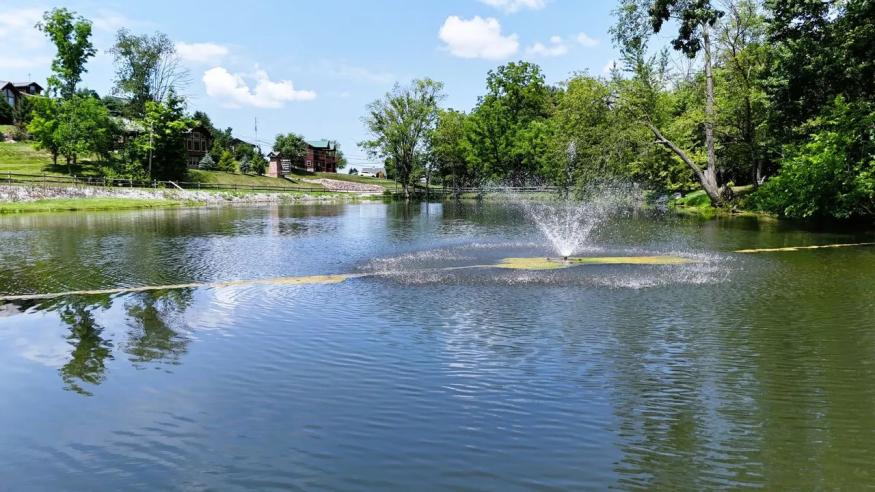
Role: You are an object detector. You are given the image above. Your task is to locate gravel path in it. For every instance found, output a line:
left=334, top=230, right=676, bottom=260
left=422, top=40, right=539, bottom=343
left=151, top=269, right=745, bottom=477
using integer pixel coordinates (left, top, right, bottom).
left=302, top=178, right=384, bottom=193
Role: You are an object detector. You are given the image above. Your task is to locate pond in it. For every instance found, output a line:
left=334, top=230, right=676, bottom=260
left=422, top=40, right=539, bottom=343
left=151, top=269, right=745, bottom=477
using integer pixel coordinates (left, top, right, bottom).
left=1, top=202, right=874, bottom=490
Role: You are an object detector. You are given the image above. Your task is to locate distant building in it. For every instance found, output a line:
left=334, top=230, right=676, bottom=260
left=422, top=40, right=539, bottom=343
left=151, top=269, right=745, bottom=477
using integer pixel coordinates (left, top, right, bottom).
left=304, top=140, right=338, bottom=173
left=266, top=139, right=339, bottom=177
left=359, top=167, right=387, bottom=179
left=0, top=81, right=43, bottom=109
left=184, top=126, right=213, bottom=168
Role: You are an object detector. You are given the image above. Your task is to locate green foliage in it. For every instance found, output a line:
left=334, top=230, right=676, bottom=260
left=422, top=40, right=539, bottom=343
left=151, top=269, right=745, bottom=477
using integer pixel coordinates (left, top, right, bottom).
left=467, top=62, right=553, bottom=185
left=27, top=94, right=116, bottom=167
left=650, top=0, right=724, bottom=57
left=12, top=96, right=35, bottom=132
left=335, top=149, right=348, bottom=170
left=432, top=108, right=474, bottom=190
left=674, top=189, right=713, bottom=208
left=109, top=29, right=179, bottom=116
left=27, top=98, right=61, bottom=162
left=36, top=8, right=96, bottom=98
left=360, top=78, right=444, bottom=196
left=765, top=0, right=875, bottom=140
left=0, top=98, right=12, bottom=124
left=272, top=133, right=308, bottom=165
left=752, top=98, right=875, bottom=218
left=133, top=93, right=192, bottom=180
left=198, top=153, right=216, bottom=170
left=217, top=150, right=236, bottom=173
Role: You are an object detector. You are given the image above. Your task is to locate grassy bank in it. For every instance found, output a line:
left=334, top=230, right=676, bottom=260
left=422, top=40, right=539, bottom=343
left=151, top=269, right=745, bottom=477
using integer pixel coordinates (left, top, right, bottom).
left=0, top=197, right=194, bottom=214
left=0, top=141, right=326, bottom=191
left=669, top=187, right=771, bottom=219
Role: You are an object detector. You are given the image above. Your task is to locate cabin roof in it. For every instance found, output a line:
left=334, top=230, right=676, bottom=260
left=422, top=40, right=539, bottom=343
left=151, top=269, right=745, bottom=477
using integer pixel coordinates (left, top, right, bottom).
left=306, top=139, right=336, bottom=150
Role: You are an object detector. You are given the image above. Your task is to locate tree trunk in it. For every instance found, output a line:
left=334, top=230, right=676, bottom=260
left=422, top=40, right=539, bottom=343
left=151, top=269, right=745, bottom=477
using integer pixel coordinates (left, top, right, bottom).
left=647, top=123, right=724, bottom=205
left=745, top=95, right=759, bottom=188
left=701, top=23, right=725, bottom=205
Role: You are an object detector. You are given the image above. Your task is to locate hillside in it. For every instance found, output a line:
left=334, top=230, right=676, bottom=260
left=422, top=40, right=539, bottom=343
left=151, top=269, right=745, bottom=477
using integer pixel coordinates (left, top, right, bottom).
left=0, top=141, right=324, bottom=191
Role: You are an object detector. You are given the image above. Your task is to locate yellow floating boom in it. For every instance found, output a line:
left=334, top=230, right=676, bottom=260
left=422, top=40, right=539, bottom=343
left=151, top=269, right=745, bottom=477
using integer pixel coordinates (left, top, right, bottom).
left=735, top=242, right=875, bottom=253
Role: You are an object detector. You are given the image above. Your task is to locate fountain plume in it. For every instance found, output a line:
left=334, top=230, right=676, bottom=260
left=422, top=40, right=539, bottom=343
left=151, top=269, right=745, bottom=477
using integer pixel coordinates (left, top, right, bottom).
left=519, top=181, right=644, bottom=258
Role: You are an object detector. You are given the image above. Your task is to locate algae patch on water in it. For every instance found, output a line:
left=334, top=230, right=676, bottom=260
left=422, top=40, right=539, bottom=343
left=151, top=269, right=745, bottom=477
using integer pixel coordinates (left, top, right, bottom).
left=221, top=274, right=356, bottom=287
left=496, top=256, right=696, bottom=271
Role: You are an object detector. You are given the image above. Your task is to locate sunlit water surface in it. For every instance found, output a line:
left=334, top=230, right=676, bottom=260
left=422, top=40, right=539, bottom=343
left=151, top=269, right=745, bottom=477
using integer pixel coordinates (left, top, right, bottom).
left=1, top=202, right=874, bottom=490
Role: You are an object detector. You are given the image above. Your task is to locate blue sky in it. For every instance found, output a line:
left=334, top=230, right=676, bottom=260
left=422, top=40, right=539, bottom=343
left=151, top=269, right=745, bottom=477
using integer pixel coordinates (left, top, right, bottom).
left=0, top=0, right=620, bottom=168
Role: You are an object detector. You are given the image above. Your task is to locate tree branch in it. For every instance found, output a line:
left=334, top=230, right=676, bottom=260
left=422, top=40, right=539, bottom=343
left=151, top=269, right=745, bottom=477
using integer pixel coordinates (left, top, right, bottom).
left=646, top=122, right=706, bottom=181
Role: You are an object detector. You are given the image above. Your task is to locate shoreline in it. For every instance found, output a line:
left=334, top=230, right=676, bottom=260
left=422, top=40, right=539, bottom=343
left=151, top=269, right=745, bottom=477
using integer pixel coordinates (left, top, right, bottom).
left=0, top=184, right=383, bottom=214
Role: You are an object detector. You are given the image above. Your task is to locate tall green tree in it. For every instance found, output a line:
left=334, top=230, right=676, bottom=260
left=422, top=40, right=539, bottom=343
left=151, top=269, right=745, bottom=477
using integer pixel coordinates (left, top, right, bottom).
left=467, top=62, right=554, bottom=185
left=36, top=8, right=96, bottom=99
left=715, top=0, right=770, bottom=185
left=360, top=78, right=445, bottom=198
left=432, top=108, right=474, bottom=195
left=272, top=133, right=308, bottom=167
left=547, top=75, right=615, bottom=191
left=110, top=29, right=188, bottom=116
left=649, top=0, right=731, bottom=205
left=134, top=92, right=192, bottom=180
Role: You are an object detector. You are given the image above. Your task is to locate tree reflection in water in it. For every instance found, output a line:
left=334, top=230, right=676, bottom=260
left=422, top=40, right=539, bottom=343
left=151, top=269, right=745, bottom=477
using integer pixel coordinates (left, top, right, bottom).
left=37, top=288, right=194, bottom=396
left=55, top=297, right=114, bottom=396
left=124, top=289, right=192, bottom=367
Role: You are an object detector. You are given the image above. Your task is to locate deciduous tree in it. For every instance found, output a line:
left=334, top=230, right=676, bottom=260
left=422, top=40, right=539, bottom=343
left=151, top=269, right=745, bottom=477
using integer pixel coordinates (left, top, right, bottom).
left=36, top=8, right=96, bottom=99
left=360, top=78, right=445, bottom=198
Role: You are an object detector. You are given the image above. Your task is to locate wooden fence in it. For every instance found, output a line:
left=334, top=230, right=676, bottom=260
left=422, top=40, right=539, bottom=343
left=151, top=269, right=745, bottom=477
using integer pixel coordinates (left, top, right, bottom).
left=0, top=172, right=332, bottom=194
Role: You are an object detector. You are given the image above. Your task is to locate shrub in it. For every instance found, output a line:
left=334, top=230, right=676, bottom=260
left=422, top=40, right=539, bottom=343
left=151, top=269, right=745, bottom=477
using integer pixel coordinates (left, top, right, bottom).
left=751, top=98, right=875, bottom=219
left=198, top=153, right=216, bottom=170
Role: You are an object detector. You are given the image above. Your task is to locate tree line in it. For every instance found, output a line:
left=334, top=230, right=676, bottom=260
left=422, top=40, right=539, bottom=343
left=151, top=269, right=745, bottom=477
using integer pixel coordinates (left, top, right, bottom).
left=2, top=8, right=268, bottom=181
left=363, top=0, right=874, bottom=218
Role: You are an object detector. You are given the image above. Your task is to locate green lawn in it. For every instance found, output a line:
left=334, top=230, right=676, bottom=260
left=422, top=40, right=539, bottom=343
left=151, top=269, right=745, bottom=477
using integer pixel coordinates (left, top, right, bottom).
left=0, top=197, right=193, bottom=214
left=0, top=141, right=325, bottom=191
left=0, top=141, right=104, bottom=176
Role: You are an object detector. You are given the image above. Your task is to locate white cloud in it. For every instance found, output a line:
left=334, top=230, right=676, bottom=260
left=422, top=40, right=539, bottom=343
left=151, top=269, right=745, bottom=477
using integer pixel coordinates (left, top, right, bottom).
left=577, top=32, right=600, bottom=48
left=526, top=35, right=569, bottom=57
left=438, top=16, right=519, bottom=60
left=478, top=0, right=548, bottom=13
left=203, top=67, right=316, bottom=108
left=176, top=42, right=230, bottom=64
left=0, top=8, right=46, bottom=50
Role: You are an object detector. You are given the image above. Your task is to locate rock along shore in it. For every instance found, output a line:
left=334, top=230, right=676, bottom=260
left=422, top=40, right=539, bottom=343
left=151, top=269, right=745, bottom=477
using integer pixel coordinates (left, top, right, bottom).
left=0, top=184, right=365, bottom=205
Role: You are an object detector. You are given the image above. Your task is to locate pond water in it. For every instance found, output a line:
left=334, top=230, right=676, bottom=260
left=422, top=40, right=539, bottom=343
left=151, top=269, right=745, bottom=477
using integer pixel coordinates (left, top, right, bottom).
left=1, top=202, right=874, bottom=490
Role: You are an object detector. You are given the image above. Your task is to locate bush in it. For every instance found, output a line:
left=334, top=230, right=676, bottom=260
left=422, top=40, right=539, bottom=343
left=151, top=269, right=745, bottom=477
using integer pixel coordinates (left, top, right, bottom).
left=751, top=98, right=875, bottom=219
